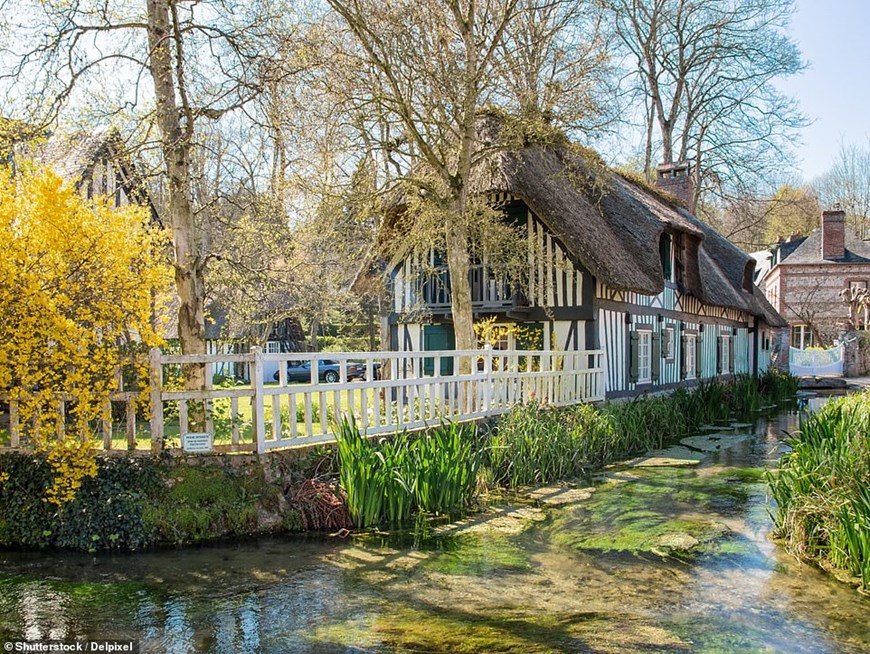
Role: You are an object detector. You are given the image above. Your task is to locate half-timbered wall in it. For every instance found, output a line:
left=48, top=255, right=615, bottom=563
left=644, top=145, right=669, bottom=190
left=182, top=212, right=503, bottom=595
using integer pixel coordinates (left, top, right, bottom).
left=391, top=198, right=586, bottom=317
left=389, top=199, right=773, bottom=398
left=86, top=157, right=130, bottom=208
left=595, top=281, right=748, bottom=323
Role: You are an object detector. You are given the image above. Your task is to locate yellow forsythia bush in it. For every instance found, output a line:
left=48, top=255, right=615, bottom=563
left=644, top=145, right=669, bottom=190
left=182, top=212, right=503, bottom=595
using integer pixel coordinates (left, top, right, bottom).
left=0, top=167, right=172, bottom=503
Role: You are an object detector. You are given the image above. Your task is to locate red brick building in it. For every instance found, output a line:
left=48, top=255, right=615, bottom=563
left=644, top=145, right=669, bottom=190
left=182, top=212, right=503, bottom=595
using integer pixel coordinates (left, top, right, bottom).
left=756, top=208, right=870, bottom=348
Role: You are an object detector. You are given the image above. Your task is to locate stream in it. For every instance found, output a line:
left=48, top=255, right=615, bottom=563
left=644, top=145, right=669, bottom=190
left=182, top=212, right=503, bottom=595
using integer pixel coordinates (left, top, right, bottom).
left=1, top=400, right=868, bottom=653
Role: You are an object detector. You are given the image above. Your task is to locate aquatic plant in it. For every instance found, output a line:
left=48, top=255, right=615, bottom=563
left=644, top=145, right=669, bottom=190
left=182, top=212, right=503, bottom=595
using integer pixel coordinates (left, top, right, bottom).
left=487, top=402, right=589, bottom=487
left=767, top=391, right=870, bottom=591
left=413, top=421, right=479, bottom=516
left=335, top=418, right=393, bottom=528
left=489, top=372, right=798, bottom=489
left=335, top=418, right=479, bottom=528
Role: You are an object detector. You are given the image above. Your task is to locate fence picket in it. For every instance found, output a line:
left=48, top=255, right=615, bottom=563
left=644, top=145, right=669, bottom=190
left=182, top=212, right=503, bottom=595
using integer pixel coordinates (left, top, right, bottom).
left=1, top=347, right=604, bottom=454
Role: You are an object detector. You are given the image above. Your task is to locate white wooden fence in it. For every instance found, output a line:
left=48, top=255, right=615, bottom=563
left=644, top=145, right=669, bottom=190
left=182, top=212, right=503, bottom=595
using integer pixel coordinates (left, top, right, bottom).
left=2, top=347, right=605, bottom=455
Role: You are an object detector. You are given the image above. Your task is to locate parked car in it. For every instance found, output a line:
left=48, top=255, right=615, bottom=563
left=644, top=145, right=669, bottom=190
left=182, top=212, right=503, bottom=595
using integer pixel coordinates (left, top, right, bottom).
left=273, top=360, right=370, bottom=383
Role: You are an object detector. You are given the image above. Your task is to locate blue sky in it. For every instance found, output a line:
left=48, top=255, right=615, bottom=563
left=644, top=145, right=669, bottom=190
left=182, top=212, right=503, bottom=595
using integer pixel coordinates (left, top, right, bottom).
left=782, top=0, right=870, bottom=180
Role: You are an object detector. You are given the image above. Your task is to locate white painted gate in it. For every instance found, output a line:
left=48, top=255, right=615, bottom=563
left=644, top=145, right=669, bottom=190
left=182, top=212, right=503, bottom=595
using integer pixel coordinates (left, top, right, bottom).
left=789, top=345, right=844, bottom=377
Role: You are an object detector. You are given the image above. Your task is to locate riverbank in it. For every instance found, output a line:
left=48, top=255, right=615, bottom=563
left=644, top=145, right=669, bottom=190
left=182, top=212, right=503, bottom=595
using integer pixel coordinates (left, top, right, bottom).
left=2, top=400, right=868, bottom=653
left=0, top=371, right=798, bottom=551
left=768, top=390, right=870, bottom=592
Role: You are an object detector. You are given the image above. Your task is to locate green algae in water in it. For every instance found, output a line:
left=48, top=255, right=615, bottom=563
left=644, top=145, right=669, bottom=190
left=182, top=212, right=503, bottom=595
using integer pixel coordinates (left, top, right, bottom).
left=307, top=604, right=694, bottom=654
left=422, top=532, right=531, bottom=576
left=548, top=468, right=767, bottom=557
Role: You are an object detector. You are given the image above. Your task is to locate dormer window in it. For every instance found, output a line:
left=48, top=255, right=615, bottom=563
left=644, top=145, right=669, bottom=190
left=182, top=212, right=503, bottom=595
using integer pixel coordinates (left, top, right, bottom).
left=659, top=233, right=673, bottom=282
left=742, top=261, right=755, bottom=292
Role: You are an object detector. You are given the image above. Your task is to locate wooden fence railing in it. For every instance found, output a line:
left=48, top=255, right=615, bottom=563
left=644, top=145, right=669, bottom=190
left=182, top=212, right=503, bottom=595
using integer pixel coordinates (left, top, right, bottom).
left=1, top=347, right=605, bottom=455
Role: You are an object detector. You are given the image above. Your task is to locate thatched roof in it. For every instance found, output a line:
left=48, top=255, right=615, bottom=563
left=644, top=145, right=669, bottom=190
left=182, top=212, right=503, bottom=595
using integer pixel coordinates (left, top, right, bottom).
left=26, top=130, right=111, bottom=183
left=14, top=128, right=159, bottom=223
left=360, top=127, right=785, bottom=327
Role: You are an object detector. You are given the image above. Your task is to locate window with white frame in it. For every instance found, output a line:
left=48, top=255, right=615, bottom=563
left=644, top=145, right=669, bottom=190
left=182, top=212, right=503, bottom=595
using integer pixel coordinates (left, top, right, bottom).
left=663, top=326, right=675, bottom=361
left=637, top=330, right=652, bottom=383
left=265, top=341, right=282, bottom=354
left=684, top=334, right=696, bottom=379
left=720, top=335, right=731, bottom=374
left=791, top=325, right=814, bottom=350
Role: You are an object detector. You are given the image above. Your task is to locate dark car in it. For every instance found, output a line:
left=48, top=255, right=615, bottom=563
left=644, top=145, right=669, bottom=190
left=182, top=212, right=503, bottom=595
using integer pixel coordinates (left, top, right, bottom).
left=273, top=360, right=370, bottom=383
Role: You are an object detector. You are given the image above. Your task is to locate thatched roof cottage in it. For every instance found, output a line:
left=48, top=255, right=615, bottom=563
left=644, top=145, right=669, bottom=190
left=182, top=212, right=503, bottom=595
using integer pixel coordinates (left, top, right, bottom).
left=357, top=127, right=786, bottom=398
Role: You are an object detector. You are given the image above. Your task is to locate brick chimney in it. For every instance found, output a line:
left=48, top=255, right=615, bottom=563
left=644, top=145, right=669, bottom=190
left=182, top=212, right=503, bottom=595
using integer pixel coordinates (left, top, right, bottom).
left=655, top=162, right=693, bottom=209
left=821, top=207, right=846, bottom=260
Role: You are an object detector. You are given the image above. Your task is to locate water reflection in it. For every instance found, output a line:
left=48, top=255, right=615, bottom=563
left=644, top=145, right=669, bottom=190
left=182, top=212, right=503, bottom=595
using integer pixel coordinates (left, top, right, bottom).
left=1, top=404, right=868, bottom=653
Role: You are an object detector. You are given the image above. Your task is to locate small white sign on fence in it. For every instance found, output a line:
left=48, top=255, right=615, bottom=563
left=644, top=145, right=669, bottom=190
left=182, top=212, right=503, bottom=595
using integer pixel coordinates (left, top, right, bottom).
left=182, top=432, right=213, bottom=453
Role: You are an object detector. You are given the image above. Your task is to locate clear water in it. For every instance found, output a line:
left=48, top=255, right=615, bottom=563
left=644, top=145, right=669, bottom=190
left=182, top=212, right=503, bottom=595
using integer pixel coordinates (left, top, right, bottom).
left=1, top=402, right=868, bottom=653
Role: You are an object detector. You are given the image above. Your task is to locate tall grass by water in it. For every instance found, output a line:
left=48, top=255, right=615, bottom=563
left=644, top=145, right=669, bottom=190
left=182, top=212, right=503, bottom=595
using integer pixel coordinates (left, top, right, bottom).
left=767, top=391, right=870, bottom=592
left=490, top=370, right=797, bottom=488
left=336, top=418, right=479, bottom=528
left=337, top=370, right=797, bottom=527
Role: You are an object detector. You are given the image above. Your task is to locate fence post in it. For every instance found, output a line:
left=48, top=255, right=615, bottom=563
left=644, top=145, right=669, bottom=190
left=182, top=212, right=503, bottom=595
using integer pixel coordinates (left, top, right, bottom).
left=149, top=347, right=164, bottom=454
left=251, top=346, right=266, bottom=454
left=482, top=344, right=493, bottom=414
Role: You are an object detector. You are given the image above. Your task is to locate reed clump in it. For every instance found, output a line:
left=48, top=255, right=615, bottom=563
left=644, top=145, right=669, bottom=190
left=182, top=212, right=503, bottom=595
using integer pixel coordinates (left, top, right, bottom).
left=767, top=391, right=870, bottom=592
left=335, top=418, right=479, bottom=529
left=489, top=371, right=797, bottom=489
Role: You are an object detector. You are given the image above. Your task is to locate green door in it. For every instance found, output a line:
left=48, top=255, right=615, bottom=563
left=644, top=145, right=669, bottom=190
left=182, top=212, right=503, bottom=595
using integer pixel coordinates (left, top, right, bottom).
left=423, top=324, right=455, bottom=375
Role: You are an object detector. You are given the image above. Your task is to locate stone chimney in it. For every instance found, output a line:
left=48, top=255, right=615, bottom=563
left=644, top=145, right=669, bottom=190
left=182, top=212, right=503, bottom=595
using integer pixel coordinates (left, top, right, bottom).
left=821, top=207, right=846, bottom=260
left=655, top=162, right=693, bottom=209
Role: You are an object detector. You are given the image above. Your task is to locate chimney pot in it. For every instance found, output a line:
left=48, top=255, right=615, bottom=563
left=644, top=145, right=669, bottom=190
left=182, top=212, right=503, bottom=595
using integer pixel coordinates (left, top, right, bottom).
left=655, top=162, right=693, bottom=209
left=821, top=208, right=846, bottom=260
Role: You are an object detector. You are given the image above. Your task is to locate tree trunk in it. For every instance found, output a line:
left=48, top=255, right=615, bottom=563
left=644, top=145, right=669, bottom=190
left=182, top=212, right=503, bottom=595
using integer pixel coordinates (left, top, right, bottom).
left=659, top=119, right=674, bottom=165
left=644, top=98, right=655, bottom=182
left=309, top=318, right=320, bottom=352
left=145, top=0, right=207, bottom=396
left=445, top=206, right=475, bottom=374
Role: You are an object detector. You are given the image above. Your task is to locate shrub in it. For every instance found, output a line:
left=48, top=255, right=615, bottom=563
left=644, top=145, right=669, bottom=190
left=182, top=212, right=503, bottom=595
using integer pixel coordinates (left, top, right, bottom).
left=0, top=453, right=161, bottom=551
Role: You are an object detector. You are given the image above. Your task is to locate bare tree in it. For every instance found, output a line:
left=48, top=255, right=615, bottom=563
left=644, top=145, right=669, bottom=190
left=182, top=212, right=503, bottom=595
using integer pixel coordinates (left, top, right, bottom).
left=607, top=0, right=806, bottom=211
left=496, top=0, right=616, bottom=132
left=839, top=286, right=870, bottom=331
left=783, top=280, right=834, bottom=348
left=816, top=139, right=870, bottom=238
left=2, top=0, right=295, bottom=392
left=325, top=0, right=522, bottom=356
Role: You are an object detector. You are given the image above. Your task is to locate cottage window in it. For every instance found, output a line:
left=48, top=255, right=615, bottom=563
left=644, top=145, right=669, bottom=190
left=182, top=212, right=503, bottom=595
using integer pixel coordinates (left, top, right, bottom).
left=265, top=341, right=282, bottom=354
left=659, top=234, right=673, bottom=282
left=850, top=281, right=867, bottom=292
left=637, top=331, right=652, bottom=383
left=663, top=326, right=675, bottom=361
left=719, top=335, right=731, bottom=374
left=684, top=334, right=697, bottom=380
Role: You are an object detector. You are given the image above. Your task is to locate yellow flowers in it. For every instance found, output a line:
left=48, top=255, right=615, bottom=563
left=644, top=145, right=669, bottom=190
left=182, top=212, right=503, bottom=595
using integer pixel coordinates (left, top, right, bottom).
left=0, top=167, right=172, bottom=504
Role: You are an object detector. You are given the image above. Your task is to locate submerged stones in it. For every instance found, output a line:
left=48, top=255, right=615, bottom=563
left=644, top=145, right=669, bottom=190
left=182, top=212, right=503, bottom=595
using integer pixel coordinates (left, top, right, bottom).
left=524, top=485, right=596, bottom=506
left=680, top=432, right=751, bottom=452
left=650, top=532, right=701, bottom=556
left=626, top=446, right=702, bottom=467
